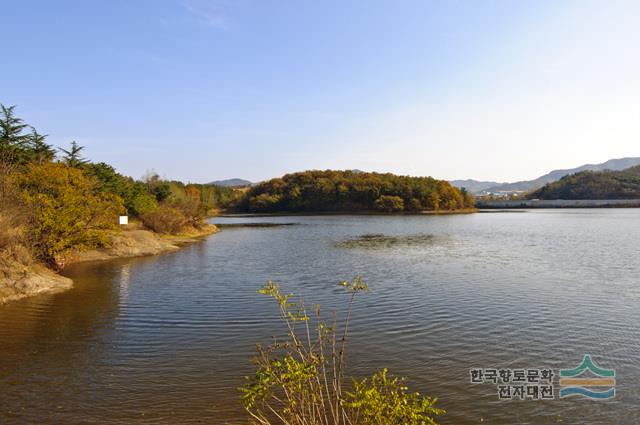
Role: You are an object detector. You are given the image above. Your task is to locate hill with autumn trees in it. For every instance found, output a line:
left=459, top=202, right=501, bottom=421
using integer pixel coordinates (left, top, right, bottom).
left=530, top=166, right=640, bottom=200
left=236, top=170, right=475, bottom=213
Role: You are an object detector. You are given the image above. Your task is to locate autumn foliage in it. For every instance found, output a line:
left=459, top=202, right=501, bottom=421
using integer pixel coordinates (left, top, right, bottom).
left=16, top=163, right=125, bottom=268
left=239, top=170, right=474, bottom=213
left=0, top=103, right=238, bottom=270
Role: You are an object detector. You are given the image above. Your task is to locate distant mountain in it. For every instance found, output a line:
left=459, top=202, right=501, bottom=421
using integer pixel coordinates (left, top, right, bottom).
left=450, top=179, right=503, bottom=193
left=208, top=178, right=252, bottom=187
left=531, top=165, right=640, bottom=200
left=452, top=157, right=640, bottom=194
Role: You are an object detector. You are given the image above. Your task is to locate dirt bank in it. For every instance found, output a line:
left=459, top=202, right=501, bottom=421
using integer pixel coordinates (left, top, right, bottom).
left=0, top=224, right=218, bottom=304
left=0, top=260, right=73, bottom=304
left=69, top=224, right=218, bottom=264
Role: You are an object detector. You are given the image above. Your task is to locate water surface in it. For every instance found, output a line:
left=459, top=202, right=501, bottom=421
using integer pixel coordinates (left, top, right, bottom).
left=2, top=210, right=639, bottom=424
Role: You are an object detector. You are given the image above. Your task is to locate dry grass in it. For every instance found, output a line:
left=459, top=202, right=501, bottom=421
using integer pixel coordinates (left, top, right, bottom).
left=0, top=214, right=33, bottom=272
left=0, top=218, right=32, bottom=282
left=0, top=170, right=34, bottom=271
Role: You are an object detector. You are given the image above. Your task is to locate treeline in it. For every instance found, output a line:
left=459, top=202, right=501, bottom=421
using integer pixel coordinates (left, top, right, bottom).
left=237, top=170, right=474, bottom=213
left=0, top=104, right=236, bottom=269
left=530, top=166, right=640, bottom=200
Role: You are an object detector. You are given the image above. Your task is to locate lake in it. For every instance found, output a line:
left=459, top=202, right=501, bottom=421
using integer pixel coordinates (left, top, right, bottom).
left=1, top=210, right=639, bottom=424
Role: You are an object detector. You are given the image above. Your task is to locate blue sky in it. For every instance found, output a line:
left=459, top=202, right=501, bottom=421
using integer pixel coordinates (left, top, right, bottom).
left=2, top=0, right=639, bottom=183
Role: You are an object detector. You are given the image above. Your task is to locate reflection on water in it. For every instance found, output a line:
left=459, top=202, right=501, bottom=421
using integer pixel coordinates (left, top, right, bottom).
left=119, top=262, right=132, bottom=301
left=2, top=210, right=640, bottom=424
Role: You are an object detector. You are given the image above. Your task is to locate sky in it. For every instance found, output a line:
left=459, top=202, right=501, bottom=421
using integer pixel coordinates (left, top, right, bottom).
left=2, top=0, right=640, bottom=183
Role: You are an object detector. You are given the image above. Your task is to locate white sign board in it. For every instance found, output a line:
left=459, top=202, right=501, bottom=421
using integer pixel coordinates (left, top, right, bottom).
left=119, top=216, right=129, bottom=225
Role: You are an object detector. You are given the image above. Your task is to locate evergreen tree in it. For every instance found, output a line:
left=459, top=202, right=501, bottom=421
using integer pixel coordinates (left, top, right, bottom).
left=144, top=171, right=171, bottom=202
left=27, top=127, right=56, bottom=164
left=59, top=140, right=88, bottom=168
left=0, top=104, right=30, bottom=164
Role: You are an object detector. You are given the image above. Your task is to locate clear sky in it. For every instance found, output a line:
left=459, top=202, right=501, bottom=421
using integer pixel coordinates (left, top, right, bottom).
left=2, top=0, right=639, bottom=183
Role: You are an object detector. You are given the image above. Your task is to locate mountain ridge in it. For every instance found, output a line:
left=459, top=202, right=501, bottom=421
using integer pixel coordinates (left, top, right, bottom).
left=451, top=157, right=640, bottom=194
left=208, top=178, right=253, bottom=187
left=531, top=165, right=640, bottom=200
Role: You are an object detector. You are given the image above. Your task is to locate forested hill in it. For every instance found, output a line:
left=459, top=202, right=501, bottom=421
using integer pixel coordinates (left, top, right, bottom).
left=530, top=166, right=640, bottom=200
left=237, top=170, right=475, bottom=213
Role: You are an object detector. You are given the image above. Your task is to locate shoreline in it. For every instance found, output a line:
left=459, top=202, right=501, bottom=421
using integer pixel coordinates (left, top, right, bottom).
left=217, top=208, right=478, bottom=218
left=0, top=224, right=218, bottom=305
left=68, top=223, right=218, bottom=265
left=476, top=199, right=640, bottom=209
left=0, top=264, right=74, bottom=305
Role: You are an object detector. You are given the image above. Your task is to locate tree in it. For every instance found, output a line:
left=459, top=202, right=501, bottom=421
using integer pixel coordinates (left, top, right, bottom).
left=530, top=166, right=640, bottom=200
left=0, top=104, right=30, bottom=165
left=59, top=141, right=88, bottom=168
left=144, top=171, right=171, bottom=202
left=460, top=187, right=475, bottom=208
left=241, top=170, right=473, bottom=213
left=26, top=127, right=56, bottom=164
left=407, top=197, right=422, bottom=211
left=16, top=162, right=124, bottom=268
left=128, top=185, right=158, bottom=215
left=426, top=192, right=441, bottom=210
left=84, top=162, right=159, bottom=216
left=374, top=195, right=405, bottom=212
left=0, top=105, right=56, bottom=167
left=249, top=193, right=281, bottom=212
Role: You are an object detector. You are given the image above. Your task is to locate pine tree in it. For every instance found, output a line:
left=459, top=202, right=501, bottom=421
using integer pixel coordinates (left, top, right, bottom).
left=59, top=141, right=88, bottom=168
left=27, top=127, right=56, bottom=164
left=0, top=104, right=30, bottom=164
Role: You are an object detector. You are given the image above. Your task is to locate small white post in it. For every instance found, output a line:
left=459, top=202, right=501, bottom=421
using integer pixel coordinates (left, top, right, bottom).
left=119, top=215, right=129, bottom=225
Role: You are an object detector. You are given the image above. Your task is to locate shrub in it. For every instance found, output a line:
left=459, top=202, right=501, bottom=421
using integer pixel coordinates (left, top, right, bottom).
left=172, top=197, right=203, bottom=229
left=140, top=203, right=189, bottom=234
left=241, top=278, right=444, bottom=425
left=343, top=369, right=443, bottom=425
left=15, top=163, right=124, bottom=269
